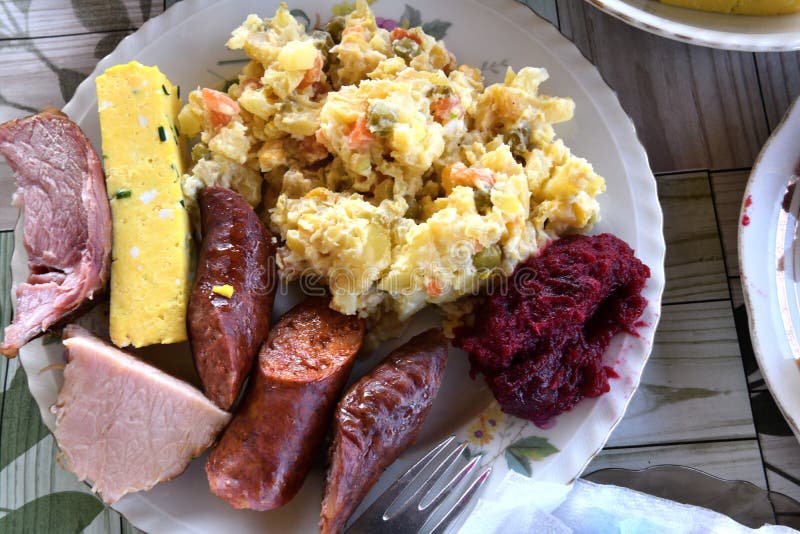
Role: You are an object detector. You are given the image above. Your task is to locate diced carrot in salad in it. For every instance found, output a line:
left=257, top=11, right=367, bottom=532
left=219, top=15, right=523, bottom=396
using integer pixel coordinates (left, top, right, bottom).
left=426, top=278, right=443, bottom=298
left=390, top=27, right=422, bottom=46
left=446, top=162, right=495, bottom=188
left=342, top=25, right=365, bottom=38
left=297, top=55, right=323, bottom=90
left=201, top=88, right=240, bottom=130
left=431, top=96, right=464, bottom=124
left=347, top=116, right=376, bottom=149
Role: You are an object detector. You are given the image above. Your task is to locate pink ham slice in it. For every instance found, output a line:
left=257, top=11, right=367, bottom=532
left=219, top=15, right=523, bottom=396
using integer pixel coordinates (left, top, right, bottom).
left=53, top=325, right=232, bottom=504
left=0, top=108, right=111, bottom=357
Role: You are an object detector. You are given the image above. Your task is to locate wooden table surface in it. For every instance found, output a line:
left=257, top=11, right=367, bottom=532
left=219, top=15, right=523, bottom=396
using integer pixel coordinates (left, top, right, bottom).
left=1, top=0, right=799, bottom=532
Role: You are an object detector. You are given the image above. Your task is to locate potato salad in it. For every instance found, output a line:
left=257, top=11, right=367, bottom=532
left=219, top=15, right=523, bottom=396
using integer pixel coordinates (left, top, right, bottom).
left=178, top=1, right=605, bottom=332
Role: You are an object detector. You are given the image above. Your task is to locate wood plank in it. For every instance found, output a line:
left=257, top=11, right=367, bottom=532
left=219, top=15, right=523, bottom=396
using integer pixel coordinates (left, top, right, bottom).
left=0, top=163, right=19, bottom=232
left=586, top=440, right=767, bottom=490
left=755, top=52, right=800, bottom=132
left=0, top=1, right=162, bottom=40
left=515, top=0, right=558, bottom=26
left=607, top=300, right=755, bottom=447
left=730, top=276, right=744, bottom=308
left=761, top=434, right=800, bottom=503
left=557, top=1, right=769, bottom=173
left=658, top=172, right=729, bottom=304
left=710, top=170, right=750, bottom=277
left=0, top=32, right=118, bottom=123
left=727, top=278, right=754, bottom=386
left=0, top=31, right=117, bottom=232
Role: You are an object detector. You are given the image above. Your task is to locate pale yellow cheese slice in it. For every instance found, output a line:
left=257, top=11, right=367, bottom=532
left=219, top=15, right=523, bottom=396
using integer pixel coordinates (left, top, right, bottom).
left=96, top=61, right=191, bottom=348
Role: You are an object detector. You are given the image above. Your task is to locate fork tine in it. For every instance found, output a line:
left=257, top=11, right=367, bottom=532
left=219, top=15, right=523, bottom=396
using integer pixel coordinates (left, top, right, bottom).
left=349, top=436, right=457, bottom=525
left=385, top=440, right=469, bottom=518
left=418, top=453, right=483, bottom=512
left=427, top=464, right=493, bottom=534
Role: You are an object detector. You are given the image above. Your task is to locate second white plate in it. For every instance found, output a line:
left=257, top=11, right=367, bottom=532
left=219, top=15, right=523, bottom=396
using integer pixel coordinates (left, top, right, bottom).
left=741, top=97, right=800, bottom=444
left=586, top=0, right=800, bottom=51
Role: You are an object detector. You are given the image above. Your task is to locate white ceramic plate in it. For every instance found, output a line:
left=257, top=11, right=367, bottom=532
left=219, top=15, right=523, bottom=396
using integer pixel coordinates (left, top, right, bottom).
left=740, top=97, right=800, bottom=443
left=586, top=0, right=800, bottom=51
left=11, top=0, right=665, bottom=531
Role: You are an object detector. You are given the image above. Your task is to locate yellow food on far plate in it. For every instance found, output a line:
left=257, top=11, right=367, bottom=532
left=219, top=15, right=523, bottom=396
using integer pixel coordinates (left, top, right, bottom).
left=96, top=61, right=192, bottom=348
left=179, top=1, right=606, bottom=335
left=659, top=0, right=800, bottom=14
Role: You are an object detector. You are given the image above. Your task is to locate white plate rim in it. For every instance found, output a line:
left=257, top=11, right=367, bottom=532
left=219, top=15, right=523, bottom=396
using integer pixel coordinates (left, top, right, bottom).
left=586, top=0, right=800, bottom=52
left=7, top=0, right=667, bottom=531
left=739, top=95, right=800, bottom=443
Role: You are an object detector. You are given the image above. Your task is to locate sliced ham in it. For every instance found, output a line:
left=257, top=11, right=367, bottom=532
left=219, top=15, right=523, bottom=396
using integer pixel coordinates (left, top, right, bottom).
left=0, top=108, right=111, bottom=357
left=53, top=325, right=231, bottom=504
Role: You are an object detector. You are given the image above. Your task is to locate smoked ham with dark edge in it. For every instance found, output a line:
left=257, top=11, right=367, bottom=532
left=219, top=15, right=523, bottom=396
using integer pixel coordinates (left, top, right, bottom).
left=0, top=109, right=111, bottom=357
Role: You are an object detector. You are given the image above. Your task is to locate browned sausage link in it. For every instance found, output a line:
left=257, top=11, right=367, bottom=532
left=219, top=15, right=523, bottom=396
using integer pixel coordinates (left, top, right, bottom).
left=206, top=297, right=365, bottom=510
left=320, top=328, right=448, bottom=534
left=187, top=186, right=277, bottom=411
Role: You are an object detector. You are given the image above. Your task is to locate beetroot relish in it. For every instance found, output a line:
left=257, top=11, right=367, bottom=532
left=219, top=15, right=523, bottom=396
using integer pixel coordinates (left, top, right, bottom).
left=453, top=233, right=650, bottom=427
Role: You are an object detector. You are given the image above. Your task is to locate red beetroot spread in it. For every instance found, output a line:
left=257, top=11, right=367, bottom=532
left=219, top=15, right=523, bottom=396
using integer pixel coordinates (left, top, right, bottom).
left=453, top=233, right=650, bottom=427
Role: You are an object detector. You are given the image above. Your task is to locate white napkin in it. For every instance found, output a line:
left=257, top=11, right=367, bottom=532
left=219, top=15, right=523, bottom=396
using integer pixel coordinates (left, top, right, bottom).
left=458, top=472, right=798, bottom=534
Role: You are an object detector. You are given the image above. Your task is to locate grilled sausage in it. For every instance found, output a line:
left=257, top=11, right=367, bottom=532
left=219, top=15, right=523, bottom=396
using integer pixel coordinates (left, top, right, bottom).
left=320, top=328, right=448, bottom=534
left=206, top=297, right=365, bottom=510
left=188, top=186, right=277, bottom=411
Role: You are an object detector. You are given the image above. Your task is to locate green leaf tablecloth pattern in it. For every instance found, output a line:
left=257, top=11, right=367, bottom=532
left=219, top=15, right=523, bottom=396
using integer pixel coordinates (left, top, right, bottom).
left=0, top=493, right=104, bottom=534
left=1, top=0, right=800, bottom=532
left=0, top=366, right=49, bottom=473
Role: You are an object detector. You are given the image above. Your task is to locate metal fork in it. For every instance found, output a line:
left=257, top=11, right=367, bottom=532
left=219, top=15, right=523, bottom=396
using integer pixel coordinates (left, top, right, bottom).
left=346, top=436, right=493, bottom=534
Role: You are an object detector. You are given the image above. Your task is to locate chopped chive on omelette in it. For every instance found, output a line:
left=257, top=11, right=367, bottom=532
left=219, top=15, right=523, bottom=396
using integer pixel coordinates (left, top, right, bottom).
left=158, top=125, right=167, bottom=142
left=115, top=189, right=132, bottom=199
left=212, top=284, right=234, bottom=298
